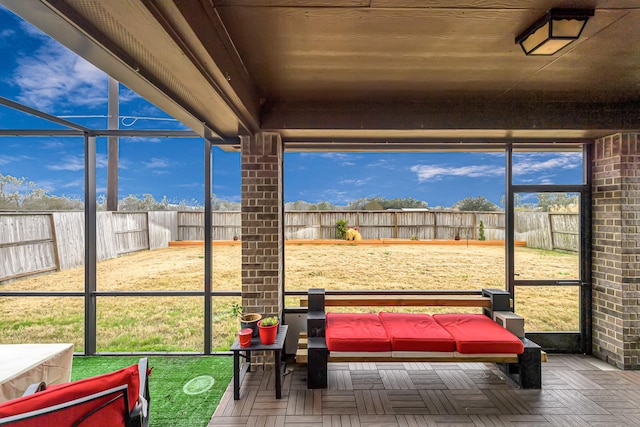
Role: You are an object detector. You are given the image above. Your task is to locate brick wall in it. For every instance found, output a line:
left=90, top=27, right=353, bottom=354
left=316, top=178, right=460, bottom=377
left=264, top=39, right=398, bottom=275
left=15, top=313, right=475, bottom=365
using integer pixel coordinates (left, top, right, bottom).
left=241, top=133, right=284, bottom=365
left=592, top=133, right=640, bottom=369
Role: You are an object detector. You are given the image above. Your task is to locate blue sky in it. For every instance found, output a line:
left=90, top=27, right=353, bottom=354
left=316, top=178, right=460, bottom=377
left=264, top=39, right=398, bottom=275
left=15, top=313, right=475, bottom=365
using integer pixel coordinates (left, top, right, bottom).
left=0, top=7, right=583, bottom=208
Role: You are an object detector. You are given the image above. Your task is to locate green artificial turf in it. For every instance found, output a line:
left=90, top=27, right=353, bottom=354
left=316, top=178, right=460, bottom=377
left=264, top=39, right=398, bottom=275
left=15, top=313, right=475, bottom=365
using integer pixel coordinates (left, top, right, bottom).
left=71, top=355, right=233, bottom=427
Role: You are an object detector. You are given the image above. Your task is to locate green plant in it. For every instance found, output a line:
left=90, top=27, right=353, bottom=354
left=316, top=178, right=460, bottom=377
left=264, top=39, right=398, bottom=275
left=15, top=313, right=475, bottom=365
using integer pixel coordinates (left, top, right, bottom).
left=230, top=302, right=243, bottom=318
left=336, top=219, right=348, bottom=239
left=260, top=316, right=278, bottom=327
left=411, top=235, right=418, bottom=241
left=478, top=220, right=486, bottom=241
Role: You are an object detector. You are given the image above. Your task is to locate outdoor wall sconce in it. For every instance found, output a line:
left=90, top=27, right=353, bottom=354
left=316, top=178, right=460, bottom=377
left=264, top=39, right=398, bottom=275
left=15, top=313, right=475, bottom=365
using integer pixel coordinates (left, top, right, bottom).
left=516, top=8, right=595, bottom=56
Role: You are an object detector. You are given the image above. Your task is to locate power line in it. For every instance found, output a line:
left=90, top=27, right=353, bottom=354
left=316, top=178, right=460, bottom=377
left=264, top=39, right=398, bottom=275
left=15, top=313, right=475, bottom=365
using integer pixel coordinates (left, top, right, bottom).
left=58, top=115, right=179, bottom=127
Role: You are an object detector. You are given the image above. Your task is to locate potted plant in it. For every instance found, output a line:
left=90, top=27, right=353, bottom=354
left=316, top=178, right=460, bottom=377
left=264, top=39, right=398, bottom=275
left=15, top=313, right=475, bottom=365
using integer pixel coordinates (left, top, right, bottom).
left=257, top=316, right=279, bottom=345
left=230, top=303, right=262, bottom=338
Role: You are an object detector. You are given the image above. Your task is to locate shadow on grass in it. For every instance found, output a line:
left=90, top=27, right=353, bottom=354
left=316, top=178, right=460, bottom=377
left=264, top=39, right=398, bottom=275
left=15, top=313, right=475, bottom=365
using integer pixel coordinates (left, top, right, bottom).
left=72, top=355, right=233, bottom=427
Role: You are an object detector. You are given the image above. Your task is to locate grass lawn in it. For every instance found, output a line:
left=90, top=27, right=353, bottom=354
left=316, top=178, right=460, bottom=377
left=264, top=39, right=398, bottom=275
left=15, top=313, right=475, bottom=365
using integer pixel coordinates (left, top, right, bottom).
left=0, top=243, right=580, bottom=352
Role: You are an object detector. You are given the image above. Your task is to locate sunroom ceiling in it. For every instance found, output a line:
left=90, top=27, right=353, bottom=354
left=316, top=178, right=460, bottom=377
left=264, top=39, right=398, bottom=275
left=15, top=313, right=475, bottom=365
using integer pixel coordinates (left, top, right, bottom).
left=2, top=0, right=640, bottom=150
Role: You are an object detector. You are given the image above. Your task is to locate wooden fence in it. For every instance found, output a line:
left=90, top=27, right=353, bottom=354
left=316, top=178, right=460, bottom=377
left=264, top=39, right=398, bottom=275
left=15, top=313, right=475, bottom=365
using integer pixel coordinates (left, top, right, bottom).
left=176, top=210, right=578, bottom=251
left=0, top=211, right=178, bottom=283
left=0, top=210, right=578, bottom=283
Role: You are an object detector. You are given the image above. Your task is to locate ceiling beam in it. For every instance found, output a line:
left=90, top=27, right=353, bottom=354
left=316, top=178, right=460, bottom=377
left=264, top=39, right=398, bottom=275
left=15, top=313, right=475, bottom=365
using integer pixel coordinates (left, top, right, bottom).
left=261, top=100, right=640, bottom=133
left=144, top=0, right=262, bottom=134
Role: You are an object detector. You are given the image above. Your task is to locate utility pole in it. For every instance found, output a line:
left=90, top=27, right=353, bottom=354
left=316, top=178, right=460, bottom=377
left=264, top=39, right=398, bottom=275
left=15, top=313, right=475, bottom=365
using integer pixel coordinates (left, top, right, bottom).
left=106, top=77, right=119, bottom=211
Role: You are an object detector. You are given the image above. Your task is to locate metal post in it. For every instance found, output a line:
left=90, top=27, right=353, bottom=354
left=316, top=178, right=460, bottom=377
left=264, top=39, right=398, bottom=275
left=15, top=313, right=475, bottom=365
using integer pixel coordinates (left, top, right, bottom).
left=505, top=144, right=515, bottom=298
left=280, top=139, right=286, bottom=318
left=107, top=77, right=119, bottom=211
left=84, top=133, right=97, bottom=355
left=204, top=139, right=212, bottom=355
left=581, top=144, right=593, bottom=354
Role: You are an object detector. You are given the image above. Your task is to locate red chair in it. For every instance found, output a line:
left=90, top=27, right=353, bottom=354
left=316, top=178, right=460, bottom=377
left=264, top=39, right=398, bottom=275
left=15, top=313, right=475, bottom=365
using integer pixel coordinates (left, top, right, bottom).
left=0, top=358, right=150, bottom=427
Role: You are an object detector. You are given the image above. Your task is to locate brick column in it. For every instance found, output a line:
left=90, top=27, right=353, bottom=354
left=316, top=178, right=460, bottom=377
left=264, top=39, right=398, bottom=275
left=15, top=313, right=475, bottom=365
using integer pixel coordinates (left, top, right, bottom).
left=592, top=132, right=640, bottom=369
left=240, top=132, right=284, bottom=360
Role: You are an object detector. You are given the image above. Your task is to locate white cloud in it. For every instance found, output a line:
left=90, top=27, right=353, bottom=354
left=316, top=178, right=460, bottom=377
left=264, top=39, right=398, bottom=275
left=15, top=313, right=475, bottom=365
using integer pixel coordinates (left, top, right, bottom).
left=178, top=182, right=202, bottom=188
left=410, top=152, right=581, bottom=183
left=366, top=159, right=394, bottom=169
left=320, top=153, right=349, bottom=159
left=121, top=137, right=162, bottom=144
left=316, top=189, right=352, bottom=204
left=60, top=179, right=83, bottom=188
left=34, top=178, right=81, bottom=193
left=410, top=164, right=503, bottom=182
left=340, top=178, right=371, bottom=187
left=320, top=153, right=359, bottom=166
left=47, top=154, right=108, bottom=171
left=143, top=157, right=169, bottom=169
left=0, top=28, right=15, bottom=40
left=0, top=154, right=34, bottom=165
left=0, top=154, right=18, bottom=165
left=513, top=152, right=581, bottom=175
left=13, top=38, right=107, bottom=112
left=119, top=87, right=142, bottom=103
left=42, top=141, right=64, bottom=149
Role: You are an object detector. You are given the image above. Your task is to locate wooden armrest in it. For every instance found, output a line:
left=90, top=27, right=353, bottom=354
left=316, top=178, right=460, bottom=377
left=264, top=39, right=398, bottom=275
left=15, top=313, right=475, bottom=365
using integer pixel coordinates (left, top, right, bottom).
left=300, top=295, right=491, bottom=307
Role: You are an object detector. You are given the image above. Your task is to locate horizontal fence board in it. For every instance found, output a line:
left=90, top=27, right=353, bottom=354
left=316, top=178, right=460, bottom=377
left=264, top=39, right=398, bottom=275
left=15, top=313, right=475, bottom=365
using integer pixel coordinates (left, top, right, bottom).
left=0, top=241, right=56, bottom=282
left=0, top=214, right=52, bottom=244
left=113, top=212, right=149, bottom=255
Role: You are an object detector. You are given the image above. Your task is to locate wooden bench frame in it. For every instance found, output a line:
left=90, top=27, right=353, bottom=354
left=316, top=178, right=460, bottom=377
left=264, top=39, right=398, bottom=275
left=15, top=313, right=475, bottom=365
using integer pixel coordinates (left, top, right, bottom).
left=306, top=288, right=543, bottom=390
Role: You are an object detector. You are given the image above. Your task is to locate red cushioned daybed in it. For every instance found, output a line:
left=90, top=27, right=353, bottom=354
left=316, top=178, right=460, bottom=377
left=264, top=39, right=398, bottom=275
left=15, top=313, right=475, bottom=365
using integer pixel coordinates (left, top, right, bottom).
left=325, top=312, right=524, bottom=358
left=307, top=288, right=543, bottom=390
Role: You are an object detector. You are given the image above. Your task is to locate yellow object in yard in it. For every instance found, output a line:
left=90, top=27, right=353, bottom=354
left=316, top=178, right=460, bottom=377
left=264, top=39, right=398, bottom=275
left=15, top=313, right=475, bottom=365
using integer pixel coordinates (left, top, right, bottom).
left=345, top=228, right=362, bottom=240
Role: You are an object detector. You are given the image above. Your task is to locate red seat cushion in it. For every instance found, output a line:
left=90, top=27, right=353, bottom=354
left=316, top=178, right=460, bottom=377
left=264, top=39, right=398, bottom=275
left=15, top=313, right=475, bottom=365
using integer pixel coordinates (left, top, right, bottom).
left=379, top=312, right=456, bottom=352
left=0, top=364, right=140, bottom=427
left=326, top=313, right=391, bottom=352
left=433, top=314, right=524, bottom=354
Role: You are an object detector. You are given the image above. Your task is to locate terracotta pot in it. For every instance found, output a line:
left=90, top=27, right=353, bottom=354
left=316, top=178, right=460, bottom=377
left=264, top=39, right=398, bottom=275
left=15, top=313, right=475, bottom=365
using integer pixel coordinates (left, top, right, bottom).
left=240, top=313, right=262, bottom=337
left=258, top=320, right=278, bottom=345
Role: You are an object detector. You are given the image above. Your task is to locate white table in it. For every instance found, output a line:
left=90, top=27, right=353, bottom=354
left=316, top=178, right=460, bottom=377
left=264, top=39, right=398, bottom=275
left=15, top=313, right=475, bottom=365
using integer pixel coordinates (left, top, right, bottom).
left=0, top=343, right=74, bottom=402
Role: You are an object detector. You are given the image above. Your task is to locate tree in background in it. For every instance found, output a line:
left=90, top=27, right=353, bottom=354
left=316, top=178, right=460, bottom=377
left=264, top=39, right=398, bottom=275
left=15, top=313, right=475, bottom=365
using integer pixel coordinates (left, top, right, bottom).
left=364, top=199, right=383, bottom=210
left=0, top=174, right=83, bottom=210
left=285, top=200, right=343, bottom=211
left=314, top=201, right=332, bottom=210
left=536, top=193, right=579, bottom=212
left=0, top=173, right=206, bottom=211
left=453, top=196, right=499, bottom=212
left=478, top=220, right=486, bottom=241
left=500, top=193, right=523, bottom=210
left=348, top=196, right=428, bottom=210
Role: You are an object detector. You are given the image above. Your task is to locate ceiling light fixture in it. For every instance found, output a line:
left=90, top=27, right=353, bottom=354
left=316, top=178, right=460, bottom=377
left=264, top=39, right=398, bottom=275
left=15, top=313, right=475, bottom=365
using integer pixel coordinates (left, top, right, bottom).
left=516, top=8, right=594, bottom=56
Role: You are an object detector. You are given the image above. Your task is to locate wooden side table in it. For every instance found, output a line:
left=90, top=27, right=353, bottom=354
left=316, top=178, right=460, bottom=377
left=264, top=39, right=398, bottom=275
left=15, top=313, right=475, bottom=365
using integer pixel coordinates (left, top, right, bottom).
left=230, top=324, right=288, bottom=400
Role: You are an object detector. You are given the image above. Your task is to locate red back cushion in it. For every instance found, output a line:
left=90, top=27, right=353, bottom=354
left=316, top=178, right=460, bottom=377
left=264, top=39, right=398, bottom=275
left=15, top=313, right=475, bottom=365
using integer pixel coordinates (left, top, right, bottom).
left=326, top=313, right=391, bottom=352
left=0, top=364, right=140, bottom=427
left=433, top=314, right=524, bottom=354
left=378, top=312, right=456, bottom=352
